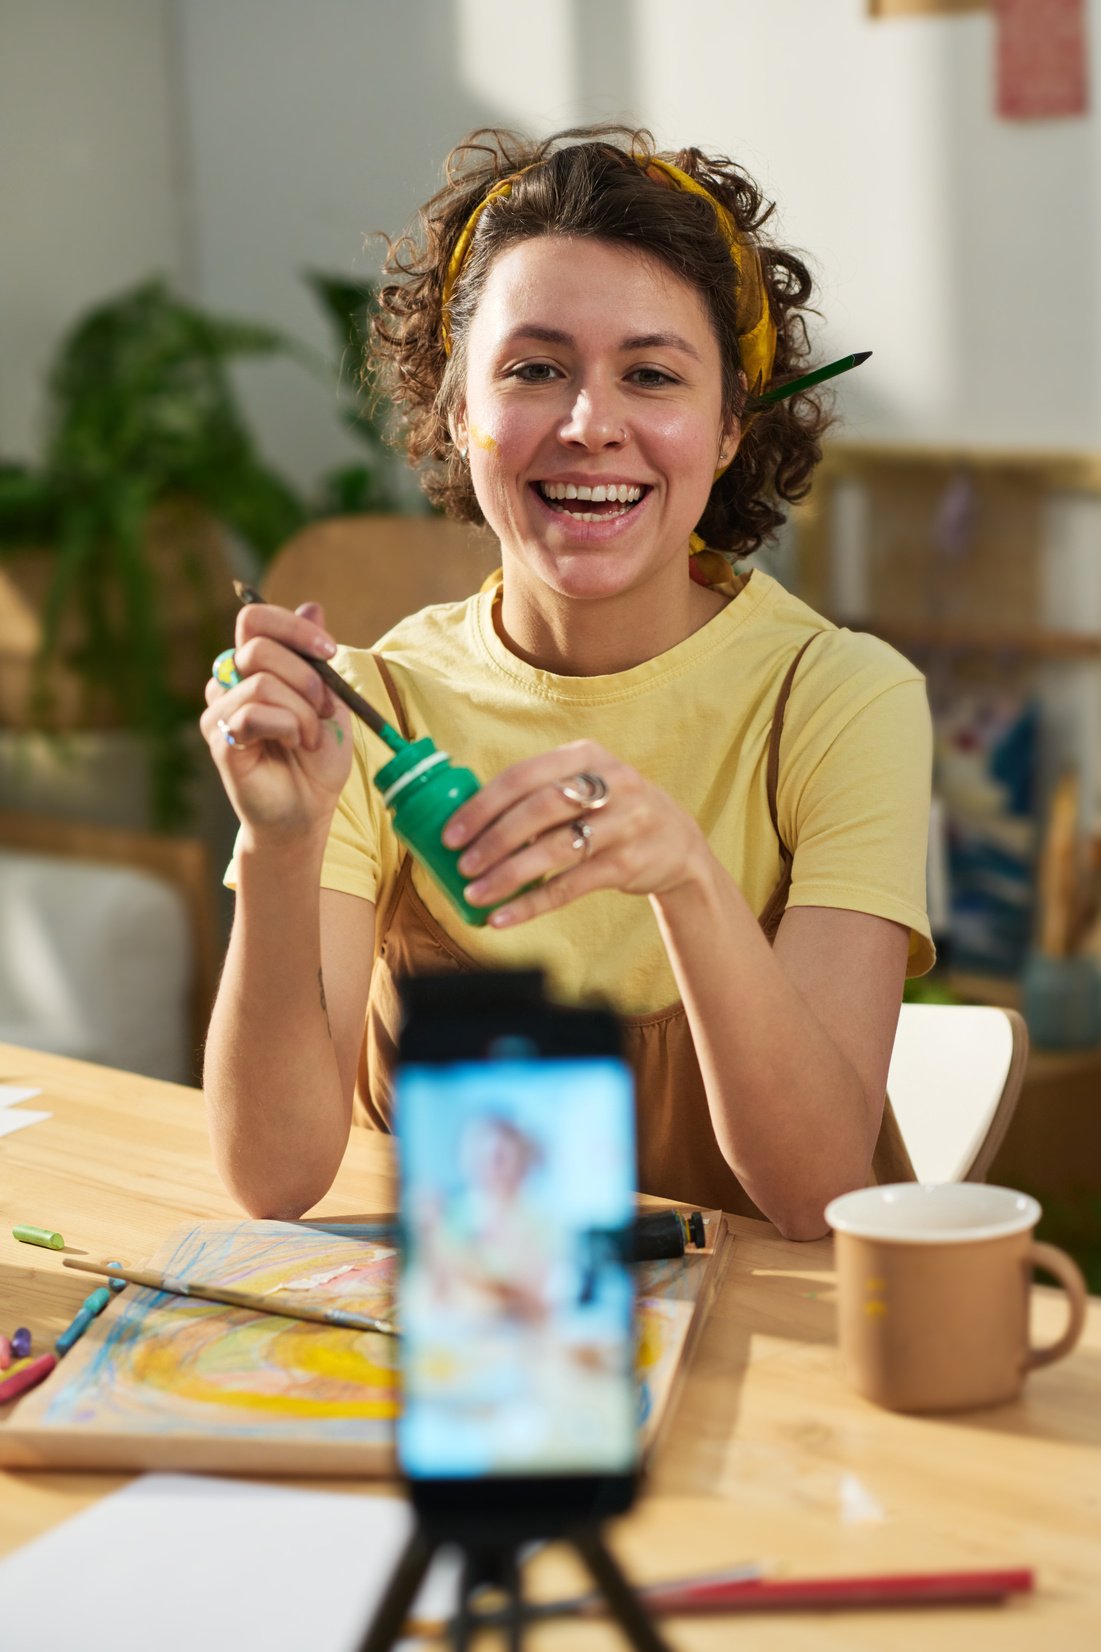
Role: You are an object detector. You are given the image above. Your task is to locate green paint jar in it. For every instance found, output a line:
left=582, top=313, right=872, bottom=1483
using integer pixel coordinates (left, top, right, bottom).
left=374, top=737, right=488, bottom=925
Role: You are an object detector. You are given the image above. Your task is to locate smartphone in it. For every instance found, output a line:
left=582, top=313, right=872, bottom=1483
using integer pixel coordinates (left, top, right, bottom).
left=394, top=972, right=639, bottom=1534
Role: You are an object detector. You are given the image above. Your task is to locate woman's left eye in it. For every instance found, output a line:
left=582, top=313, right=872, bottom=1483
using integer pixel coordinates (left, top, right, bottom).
left=629, top=366, right=677, bottom=388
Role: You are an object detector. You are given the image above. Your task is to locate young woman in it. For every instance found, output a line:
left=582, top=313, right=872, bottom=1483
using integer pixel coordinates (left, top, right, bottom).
left=202, top=128, right=934, bottom=1239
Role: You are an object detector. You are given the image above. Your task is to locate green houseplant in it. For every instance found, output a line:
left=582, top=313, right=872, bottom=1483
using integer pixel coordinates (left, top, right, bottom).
left=0, top=275, right=397, bottom=830
left=303, top=270, right=399, bottom=516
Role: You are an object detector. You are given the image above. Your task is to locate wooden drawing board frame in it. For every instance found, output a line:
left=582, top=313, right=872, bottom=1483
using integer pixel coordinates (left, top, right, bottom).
left=0, top=1212, right=732, bottom=1478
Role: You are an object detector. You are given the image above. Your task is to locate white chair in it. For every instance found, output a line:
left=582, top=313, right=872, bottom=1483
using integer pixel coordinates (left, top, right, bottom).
left=0, top=810, right=221, bottom=1084
left=887, top=1003, right=1029, bottom=1183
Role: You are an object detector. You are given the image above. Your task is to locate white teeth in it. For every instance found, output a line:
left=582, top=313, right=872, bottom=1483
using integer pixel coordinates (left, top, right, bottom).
left=538, top=482, right=644, bottom=503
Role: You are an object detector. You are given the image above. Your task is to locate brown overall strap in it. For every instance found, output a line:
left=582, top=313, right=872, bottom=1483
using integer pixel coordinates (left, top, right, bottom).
left=371, top=652, right=413, bottom=741
left=369, top=652, right=416, bottom=937
left=758, top=633, right=822, bottom=943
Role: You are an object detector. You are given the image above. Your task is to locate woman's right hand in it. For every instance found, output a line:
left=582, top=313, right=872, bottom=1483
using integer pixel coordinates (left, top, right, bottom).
left=200, top=599, right=354, bottom=842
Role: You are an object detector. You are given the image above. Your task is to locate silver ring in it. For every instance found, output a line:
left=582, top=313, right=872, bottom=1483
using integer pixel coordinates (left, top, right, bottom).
left=569, top=819, right=594, bottom=858
left=217, top=717, right=245, bottom=749
left=557, top=771, right=609, bottom=811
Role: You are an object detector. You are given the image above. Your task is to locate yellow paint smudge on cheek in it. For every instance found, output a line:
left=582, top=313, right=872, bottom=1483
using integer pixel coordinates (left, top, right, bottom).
left=468, top=422, right=498, bottom=452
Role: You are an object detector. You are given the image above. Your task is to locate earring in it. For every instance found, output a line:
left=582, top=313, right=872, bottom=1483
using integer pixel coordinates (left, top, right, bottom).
left=458, top=445, right=468, bottom=463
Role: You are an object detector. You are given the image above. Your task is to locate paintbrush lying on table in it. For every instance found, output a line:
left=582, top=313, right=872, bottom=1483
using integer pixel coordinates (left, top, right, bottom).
left=62, top=1257, right=398, bottom=1337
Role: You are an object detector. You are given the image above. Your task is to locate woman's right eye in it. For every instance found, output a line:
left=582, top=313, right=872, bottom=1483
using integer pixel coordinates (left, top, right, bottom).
left=510, top=361, right=560, bottom=383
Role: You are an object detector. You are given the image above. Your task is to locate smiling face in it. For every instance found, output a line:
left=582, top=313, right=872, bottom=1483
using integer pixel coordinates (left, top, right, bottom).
left=454, top=235, right=737, bottom=609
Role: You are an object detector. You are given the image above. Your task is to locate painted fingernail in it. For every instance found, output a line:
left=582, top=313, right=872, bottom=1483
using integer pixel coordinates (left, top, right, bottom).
left=443, top=820, right=468, bottom=847
left=488, top=906, right=515, bottom=928
left=457, top=849, right=481, bottom=875
left=314, top=634, right=337, bottom=658
left=464, top=880, right=488, bottom=903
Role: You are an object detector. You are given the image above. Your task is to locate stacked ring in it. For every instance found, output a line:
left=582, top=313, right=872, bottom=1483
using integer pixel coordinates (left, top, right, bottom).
left=211, top=649, right=241, bottom=689
left=569, top=819, right=594, bottom=857
left=557, top=772, right=609, bottom=810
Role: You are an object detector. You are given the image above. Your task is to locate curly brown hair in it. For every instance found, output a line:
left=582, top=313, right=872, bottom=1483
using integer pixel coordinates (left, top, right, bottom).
left=369, top=125, right=831, bottom=560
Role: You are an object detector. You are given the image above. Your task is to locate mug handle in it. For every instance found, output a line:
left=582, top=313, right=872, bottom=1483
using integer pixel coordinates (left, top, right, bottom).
left=1025, top=1241, right=1089, bottom=1370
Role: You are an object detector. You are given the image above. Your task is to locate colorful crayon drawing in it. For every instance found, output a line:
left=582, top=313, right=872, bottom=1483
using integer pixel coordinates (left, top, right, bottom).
left=1, top=1216, right=728, bottom=1475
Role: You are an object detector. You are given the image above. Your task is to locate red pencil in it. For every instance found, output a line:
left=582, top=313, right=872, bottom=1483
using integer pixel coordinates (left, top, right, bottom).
left=645, top=1566, right=1034, bottom=1614
left=408, top=1565, right=1033, bottom=1636
left=0, top=1351, right=57, bottom=1404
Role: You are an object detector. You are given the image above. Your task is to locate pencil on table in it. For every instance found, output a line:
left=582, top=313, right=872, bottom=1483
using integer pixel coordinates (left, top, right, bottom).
left=403, top=1565, right=1034, bottom=1636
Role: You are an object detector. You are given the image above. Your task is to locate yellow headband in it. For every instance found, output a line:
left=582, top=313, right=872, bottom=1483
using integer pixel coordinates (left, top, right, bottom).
left=440, top=156, right=778, bottom=396
left=643, top=158, right=776, bottom=398
left=439, top=166, right=536, bottom=356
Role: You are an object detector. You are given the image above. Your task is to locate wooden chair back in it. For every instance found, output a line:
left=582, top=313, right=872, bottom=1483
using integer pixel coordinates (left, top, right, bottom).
left=260, top=514, right=497, bottom=647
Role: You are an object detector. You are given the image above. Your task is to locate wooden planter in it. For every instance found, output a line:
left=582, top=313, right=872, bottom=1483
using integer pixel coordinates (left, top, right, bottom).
left=0, top=500, right=238, bottom=730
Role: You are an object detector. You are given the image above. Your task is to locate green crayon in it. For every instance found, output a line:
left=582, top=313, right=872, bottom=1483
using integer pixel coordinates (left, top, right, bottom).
left=13, top=1225, right=64, bottom=1250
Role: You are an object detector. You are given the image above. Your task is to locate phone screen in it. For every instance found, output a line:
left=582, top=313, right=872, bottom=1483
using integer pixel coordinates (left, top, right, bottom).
left=395, top=1053, right=637, bottom=1483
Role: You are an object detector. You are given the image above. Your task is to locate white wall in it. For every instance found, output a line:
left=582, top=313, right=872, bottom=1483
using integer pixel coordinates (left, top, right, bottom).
left=0, top=0, right=183, bottom=460
left=3, top=1, right=1100, bottom=478
left=632, top=0, right=1101, bottom=450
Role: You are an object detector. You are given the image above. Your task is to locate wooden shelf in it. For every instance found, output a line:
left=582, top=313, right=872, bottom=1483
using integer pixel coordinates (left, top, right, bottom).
left=836, top=617, right=1101, bottom=660
left=819, top=442, right=1101, bottom=494
left=945, top=970, right=1101, bottom=1076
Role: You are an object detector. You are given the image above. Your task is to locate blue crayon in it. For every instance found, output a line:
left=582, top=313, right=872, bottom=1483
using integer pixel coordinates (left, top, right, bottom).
left=55, top=1288, right=112, bottom=1356
left=55, top=1308, right=94, bottom=1355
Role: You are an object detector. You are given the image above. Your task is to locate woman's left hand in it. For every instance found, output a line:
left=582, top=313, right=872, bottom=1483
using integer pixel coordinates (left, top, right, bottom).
left=442, top=739, right=710, bottom=927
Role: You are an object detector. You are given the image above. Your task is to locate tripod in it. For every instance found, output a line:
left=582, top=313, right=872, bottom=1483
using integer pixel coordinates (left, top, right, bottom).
left=356, top=1513, right=674, bottom=1652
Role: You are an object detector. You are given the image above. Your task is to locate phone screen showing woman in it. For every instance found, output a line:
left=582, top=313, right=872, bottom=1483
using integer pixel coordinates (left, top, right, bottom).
left=395, top=1053, right=637, bottom=1484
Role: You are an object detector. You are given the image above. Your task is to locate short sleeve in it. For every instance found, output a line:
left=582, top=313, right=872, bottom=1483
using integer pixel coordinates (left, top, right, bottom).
left=781, top=673, right=936, bottom=978
left=319, top=709, right=384, bottom=902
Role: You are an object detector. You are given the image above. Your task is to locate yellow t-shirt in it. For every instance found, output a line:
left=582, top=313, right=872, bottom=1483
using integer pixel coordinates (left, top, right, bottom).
left=317, top=570, right=934, bottom=1014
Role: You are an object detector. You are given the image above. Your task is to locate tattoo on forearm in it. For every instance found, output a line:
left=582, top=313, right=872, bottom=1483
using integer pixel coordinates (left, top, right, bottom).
left=318, top=967, right=332, bottom=1040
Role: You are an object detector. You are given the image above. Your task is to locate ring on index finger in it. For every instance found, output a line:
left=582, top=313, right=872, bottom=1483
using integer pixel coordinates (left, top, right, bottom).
left=211, top=648, right=241, bottom=690
left=557, top=771, right=609, bottom=811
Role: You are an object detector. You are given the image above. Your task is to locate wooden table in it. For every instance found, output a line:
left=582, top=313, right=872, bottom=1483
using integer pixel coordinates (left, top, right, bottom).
left=1, top=1043, right=1099, bottom=1648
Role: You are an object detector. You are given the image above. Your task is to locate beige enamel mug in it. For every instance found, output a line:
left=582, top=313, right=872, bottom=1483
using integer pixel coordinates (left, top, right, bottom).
left=824, top=1183, right=1088, bottom=1412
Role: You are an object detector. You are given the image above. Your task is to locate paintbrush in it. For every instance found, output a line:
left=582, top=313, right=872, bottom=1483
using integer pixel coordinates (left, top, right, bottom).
left=233, top=580, right=406, bottom=753
left=62, top=1256, right=399, bottom=1338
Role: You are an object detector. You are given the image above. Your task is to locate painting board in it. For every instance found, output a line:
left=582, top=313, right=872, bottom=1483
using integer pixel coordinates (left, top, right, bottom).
left=0, top=1211, right=730, bottom=1475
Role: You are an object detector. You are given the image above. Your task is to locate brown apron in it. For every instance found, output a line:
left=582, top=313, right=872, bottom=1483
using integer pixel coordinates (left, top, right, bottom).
left=354, top=638, right=913, bottom=1220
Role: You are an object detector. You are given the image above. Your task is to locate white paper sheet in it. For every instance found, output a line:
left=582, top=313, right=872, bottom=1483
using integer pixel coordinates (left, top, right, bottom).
left=0, top=1108, right=51, bottom=1137
left=0, top=1474, right=460, bottom=1651
left=0, top=1085, right=42, bottom=1108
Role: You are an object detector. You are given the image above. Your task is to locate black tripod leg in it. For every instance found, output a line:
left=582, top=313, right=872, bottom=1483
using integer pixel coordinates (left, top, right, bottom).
left=455, top=1544, right=523, bottom=1652
left=571, top=1530, right=675, bottom=1652
left=354, top=1525, right=437, bottom=1652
